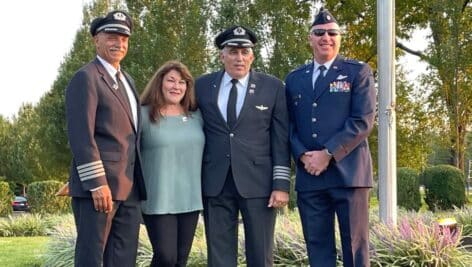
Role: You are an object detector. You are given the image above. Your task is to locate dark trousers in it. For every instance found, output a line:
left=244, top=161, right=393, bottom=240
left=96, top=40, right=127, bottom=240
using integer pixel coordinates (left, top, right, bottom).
left=203, top=170, right=275, bottom=267
left=71, top=185, right=141, bottom=267
left=297, top=188, right=370, bottom=267
left=142, top=211, right=200, bottom=267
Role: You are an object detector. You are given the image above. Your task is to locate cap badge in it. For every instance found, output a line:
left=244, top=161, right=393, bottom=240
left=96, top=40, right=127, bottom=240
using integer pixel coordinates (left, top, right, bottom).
left=113, top=12, right=127, bottom=21
left=326, top=15, right=331, bottom=20
left=233, top=27, right=245, bottom=36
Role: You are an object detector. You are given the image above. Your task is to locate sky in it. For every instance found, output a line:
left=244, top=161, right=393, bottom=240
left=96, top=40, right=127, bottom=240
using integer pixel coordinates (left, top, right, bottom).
left=0, top=1, right=429, bottom=119
left=0, top=1, right=87, bottom=118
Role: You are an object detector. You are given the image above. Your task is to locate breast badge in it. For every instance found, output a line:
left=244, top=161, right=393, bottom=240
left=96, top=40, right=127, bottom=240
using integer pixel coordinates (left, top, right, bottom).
left=330, top=80, right=351, bottom=93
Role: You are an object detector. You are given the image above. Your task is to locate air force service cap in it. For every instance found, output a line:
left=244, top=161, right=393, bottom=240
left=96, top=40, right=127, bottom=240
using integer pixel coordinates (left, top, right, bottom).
left=215, top=25, right=257, bottom=49
left=312, top=7, right=338, bottom=26
left=90, top=10, right=133, bottom=37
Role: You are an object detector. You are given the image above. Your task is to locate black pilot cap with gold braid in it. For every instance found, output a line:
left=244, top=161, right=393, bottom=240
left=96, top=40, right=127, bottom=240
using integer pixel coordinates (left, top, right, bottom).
left=90, top=10, right=133, bottom=37
left=214, top=25, right=258, bottom=50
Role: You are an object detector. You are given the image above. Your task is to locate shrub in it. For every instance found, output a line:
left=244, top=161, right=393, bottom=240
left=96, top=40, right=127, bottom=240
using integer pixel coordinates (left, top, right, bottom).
left=370, top=212, right=472, bottom=266
left=41, top=209, right=472, bottom=267
left=397, top=167, right=421, bottom=211
left=0, top=213, right=55, bottom=237
left=421, top=165, right=466, bottom=211
left=0, top=181, right=14, bottom=216
left=28, top=180, right=71, bottom=214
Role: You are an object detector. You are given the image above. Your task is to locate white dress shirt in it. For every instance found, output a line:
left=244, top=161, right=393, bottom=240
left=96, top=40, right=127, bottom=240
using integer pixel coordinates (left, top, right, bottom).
left=217, top=72, right=250, bottom=122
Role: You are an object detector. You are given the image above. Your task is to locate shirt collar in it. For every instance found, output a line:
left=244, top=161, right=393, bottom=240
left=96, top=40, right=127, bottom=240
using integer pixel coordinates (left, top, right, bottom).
left=313, top=57, right=336, bottom=72
left=97, top=55, right=121, bottom=80
left=222, top=71, right=250, bottom=88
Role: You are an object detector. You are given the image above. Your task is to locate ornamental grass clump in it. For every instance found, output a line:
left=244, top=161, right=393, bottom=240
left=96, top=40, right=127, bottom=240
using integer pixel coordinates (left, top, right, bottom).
left=370, top=212, right=472, bottom=266
left=0, top=213, right=51, bottom=237
left=454, top=206, right=472, bottom=237
left=42, top=214, right=76, bottom=267
left=273, top=212, right=309, bottom=266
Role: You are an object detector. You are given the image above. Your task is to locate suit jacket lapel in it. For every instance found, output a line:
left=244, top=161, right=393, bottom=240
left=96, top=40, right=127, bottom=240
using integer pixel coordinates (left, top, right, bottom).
left=211, top=71, right=227, bottom=126
left=314, top=56, right=344, bottom=100
left=94, top=59, right=136, bottom=131
left=302, top=64, right=316, bottom=99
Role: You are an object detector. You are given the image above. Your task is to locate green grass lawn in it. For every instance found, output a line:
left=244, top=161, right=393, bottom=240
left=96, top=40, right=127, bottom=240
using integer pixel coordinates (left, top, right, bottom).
left=0, top=236, right=48, bottom=267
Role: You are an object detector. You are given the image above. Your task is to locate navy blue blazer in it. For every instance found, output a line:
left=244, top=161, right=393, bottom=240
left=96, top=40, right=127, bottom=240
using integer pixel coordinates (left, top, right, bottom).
left=195, top=70, right=291, bottom=198
left=285, top=55, right=376, bottom=191
left=65, top=58, right=146, bottom=201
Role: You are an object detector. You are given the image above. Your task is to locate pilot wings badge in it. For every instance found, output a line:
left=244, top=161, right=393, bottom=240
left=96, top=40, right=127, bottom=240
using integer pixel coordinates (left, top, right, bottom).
left=255, top=105, right=268, bottom=111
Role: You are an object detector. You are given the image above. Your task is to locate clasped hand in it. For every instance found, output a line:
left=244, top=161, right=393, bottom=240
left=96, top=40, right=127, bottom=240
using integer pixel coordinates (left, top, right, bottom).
left=301, top=150, right=331, bottom=176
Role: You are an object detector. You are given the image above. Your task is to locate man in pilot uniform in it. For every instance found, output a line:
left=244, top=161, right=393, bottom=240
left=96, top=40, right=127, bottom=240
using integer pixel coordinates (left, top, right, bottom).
left=285, top=8, right=376, bottom=267
left=65, top=10, right=146, bottom=267
left=195, top=25, right=291, bottom=267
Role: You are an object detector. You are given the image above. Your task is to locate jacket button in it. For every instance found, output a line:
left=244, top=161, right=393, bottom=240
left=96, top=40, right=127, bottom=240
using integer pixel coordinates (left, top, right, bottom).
left=312, top=118, right=317, bottom=122
left=229, top=133, right=234, bottom=137
left=226, top=154, right=230, bottom=158
left=312, top=102, right=317, bottom=107
left=312, top=133, right=317, bottom=138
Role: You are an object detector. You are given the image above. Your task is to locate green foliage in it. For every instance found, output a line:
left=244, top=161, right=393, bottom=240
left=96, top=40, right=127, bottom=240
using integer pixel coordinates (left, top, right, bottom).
left=454, top=206, right=472, bottom=238
left=208, top=0, right=313, bottom=79
left=418, top=0, right=472, bottom=170
left=288, top=174, right=297, bottom=210
left=0, top=117, right=12, bottom=178
left=126, top=0, right=210, bottom=92
left=397, top=167, right=421, bottom=211
left=0, top=181, right=13, bottom=216
left=370, top=212, right=472, bottom=266
left=325, top=0, right=377, bottom=67
left=0, top=214, right=54, bottom=237
left=422, top=165, right=467, bottom=211
left=5, top=105, right=47, bottom=185
left=34, top=2, right=104, bottom=180
left=41, top=208, right=472, bottom=267
left=42, top=214, right=76, bottom=267
left=273, top=212, right=309, bottom=265
left=43, top=213, right=308, bottom=267
left=27, top=180, right=71, bottom=214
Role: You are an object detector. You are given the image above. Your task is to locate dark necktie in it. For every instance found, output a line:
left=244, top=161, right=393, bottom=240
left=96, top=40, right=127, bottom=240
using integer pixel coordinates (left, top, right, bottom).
left=314, top=65, right=327, bottom=90
left=227, top=79, right=238, bottom=128
left=116, top=71, right=131, bottom=112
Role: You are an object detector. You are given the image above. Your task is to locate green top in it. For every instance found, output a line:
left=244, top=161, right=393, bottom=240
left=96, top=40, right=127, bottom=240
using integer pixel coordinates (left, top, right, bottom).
left=140, top=106, right=205, bottom=214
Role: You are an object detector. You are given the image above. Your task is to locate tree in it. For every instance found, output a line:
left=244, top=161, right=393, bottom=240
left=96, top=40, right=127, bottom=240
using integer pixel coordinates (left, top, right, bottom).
left=34, top=0, right=114, bottom=179
left=396, top=0, right=472, bottom=170
left=0, top=116, right=12, bottom=178
left=126, top=0, right=210, bottom=91
left=422, top=1, right=472, bottom=170
left=2, top=105, right=46, bottom=194
left=208, top=0, right=313, bottom=79
left=325, top=0, right=472, bottom=171
left=395, top=68, right=434, bottom=170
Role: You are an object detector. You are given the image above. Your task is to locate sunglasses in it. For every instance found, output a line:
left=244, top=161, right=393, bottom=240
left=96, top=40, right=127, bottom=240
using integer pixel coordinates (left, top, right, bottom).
left=311, top=29, right=341, bottom=37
